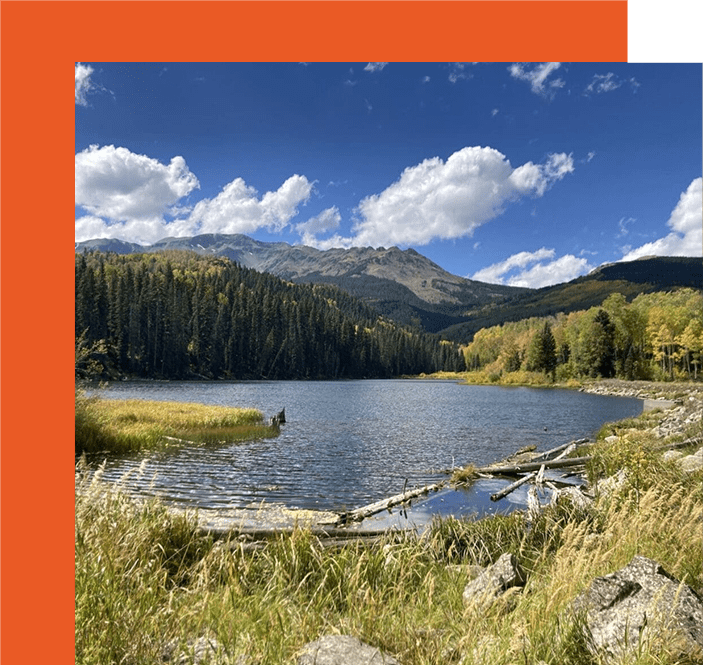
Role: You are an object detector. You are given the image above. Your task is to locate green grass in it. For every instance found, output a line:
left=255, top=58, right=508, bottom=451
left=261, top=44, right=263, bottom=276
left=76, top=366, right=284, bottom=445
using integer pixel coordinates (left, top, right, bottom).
left=75, top=394, right=278, bottom=454
left=417, top=370, right=584, bottom=389
left=76, top=429, right=703, bottom=665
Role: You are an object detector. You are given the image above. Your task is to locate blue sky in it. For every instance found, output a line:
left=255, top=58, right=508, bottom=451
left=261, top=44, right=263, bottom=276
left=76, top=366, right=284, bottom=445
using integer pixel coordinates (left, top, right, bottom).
left=75, top=62, right=702, bottom=288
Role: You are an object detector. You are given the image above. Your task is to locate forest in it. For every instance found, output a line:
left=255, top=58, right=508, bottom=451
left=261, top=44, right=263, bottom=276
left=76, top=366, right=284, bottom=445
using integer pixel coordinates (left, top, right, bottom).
left=75, top=250, right=466, bottom=380
left=462, top=289, right=703, bottom=382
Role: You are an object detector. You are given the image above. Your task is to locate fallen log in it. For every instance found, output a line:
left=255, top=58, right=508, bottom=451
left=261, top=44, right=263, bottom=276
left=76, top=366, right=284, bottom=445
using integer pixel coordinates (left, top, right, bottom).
left=530, top=438, right=589, bottom=463
left=490, top=471, right=537, bottom=502
left=230, top=533, right=394, bottom=553
left=654, top=435, right=703, bottom=452
left=474, top=455, right=591, bottom=477
left=337, top=481, right=445, bottom=524
left=202, top=525, right=400, bottom=540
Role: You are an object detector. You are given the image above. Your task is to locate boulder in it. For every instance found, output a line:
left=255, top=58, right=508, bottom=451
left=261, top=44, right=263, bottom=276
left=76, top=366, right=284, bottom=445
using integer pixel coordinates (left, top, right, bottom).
left=462, top=552, right=525, bottom=608
left=573, top=555, right=703, bottom=662
left=679, top=454, right=703, bottom=473
left=662, top=449, right=683, bottom=462
left=297, top=635, right=401, bottom=665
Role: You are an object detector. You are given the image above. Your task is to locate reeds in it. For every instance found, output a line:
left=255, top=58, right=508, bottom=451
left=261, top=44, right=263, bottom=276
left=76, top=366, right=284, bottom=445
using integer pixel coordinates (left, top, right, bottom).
left=75, top=395, right=278, bottom=454
left=76, top=433, right=703, bottom=665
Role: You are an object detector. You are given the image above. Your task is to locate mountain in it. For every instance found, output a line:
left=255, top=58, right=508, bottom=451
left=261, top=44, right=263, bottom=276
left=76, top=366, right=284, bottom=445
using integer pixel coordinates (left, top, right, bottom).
left=442, top=256, right=703, bottom=342
left=76, top=235, right=701, bottom=342
left=75, top=233, right=527, bottom=332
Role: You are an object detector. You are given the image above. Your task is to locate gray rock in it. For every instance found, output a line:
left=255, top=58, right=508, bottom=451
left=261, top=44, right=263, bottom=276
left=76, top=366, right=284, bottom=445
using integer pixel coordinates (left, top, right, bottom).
left=573, top=555, right=703, bottom=662
left=462, top=552, right=525, bottom=607
left=662, top=449, right=683, bottom=462
left=595, top=469, right=627, bottom=497
left=554, top=486, right=593, bottom=510
left=297, top=635, right=400, bottom=665
left=679, top=454, right=703, bottom=473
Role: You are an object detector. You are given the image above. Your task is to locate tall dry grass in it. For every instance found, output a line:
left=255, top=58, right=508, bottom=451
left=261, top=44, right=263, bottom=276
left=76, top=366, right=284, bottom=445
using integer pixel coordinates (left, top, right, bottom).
left=75, top=396, right=277, bottom=454
left=76, top=433, right=703, bottom=665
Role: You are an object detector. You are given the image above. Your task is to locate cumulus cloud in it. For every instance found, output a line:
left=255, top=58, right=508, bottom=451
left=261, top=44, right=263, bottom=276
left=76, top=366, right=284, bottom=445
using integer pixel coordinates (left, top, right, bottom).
left=472, top=248, right=594, bottom=288
left=295, top=207, right=342, bottom=246
left=188, top=174, right=313, bottom=236
left=75, top=63, right=95, bottom=106
left=364, top=63, right=388, bottom=73
left=509, top=62, right=563, bottom=97
left=620, top=177, right=703, bottom=261
left=75, top=145, right=313, bottom=245
left=320, top=147, right=574, bottom=249
left=75, top=145, right=200, bottom=222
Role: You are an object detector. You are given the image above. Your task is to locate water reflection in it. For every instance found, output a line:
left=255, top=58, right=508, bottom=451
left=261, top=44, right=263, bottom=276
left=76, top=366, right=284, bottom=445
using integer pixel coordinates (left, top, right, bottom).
left=87, top=380, right=642, bottom=518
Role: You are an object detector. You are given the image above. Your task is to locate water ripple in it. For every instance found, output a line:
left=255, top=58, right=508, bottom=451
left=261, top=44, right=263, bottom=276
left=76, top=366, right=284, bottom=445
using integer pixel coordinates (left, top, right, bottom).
left=87, top=380, right=642, bottom=513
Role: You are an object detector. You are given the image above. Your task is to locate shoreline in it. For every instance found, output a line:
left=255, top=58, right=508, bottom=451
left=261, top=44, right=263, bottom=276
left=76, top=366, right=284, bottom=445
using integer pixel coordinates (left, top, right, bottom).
left=194, top=379, right=702, bottom=534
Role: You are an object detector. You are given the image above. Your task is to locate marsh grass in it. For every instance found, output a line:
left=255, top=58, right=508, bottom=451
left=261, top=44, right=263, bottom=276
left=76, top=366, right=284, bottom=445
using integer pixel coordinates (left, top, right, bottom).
left=76, top=439, right=703, bottom=665
left=75, top=395, right=277, bottom=454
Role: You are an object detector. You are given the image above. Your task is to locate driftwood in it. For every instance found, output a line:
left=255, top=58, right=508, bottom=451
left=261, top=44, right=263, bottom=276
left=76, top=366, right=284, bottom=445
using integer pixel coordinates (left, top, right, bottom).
left=530, top=438, right=589, bottom=462
left=230, top=533, right=394, bottom=553
left=475, top=455, right=592, bottom=477
left=270, top=408, right=286, bottom=426
left=337, top=481, right=445, bottom=525
left=654, top=435, right=703, bottom=451
left=201, top=525, right=412, bottom=553
left=490, top=471, right=537, bottom=501
left=202, top=525, right=396, bottom=540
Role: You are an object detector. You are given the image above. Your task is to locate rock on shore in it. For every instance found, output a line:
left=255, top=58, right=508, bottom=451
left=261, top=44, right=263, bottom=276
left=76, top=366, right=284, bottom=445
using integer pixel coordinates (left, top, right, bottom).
left=581, top=379, right=702, bottom=440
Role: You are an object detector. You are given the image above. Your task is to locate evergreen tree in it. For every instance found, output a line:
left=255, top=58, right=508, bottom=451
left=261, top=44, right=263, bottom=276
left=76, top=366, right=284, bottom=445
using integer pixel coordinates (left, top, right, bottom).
left=525, top=321, right=557, bottom=378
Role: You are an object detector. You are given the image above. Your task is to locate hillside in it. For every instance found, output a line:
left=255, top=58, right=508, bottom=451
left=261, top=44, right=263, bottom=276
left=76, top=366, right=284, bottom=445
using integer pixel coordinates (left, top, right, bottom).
left=76, top=236, right=701, bottom=342
left=75, top=234, right=526, bottom=331
left=442, top=256, right=703, bottom=342
left=75, top=250, right=466, bottom=381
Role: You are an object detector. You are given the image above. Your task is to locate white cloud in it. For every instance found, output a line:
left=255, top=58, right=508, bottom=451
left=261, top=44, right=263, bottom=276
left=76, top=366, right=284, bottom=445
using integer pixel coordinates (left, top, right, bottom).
left=617, top=216, right=636, bottom=238
left=188, top=174, right=313, bottom=236
left=508, top=62, right=562, bottom=97
left=584, top=73, right=641, bottom=96
left=75, top=62, right=95, bottom=106
left=295, top=207, right=342, bottom=246
left=75, top=145, right=200, bottom=221
left=364, top=63, right=388, bottom=73
left=620, top=177, right=703, bottom=261
left=472, top=248, right=593, bottom=288
left=327, top=146, right=574, bottom=248
left=75, top=145, right=313, bottom=245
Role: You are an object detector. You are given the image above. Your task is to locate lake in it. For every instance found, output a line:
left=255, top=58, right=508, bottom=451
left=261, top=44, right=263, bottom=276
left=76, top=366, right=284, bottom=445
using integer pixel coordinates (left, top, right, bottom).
left=86, top=380, right=643, bottom=523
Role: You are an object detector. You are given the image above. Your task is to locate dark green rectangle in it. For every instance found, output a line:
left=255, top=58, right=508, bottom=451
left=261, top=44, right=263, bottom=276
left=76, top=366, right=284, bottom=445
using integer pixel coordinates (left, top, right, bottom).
left=627, top=0, right=703, bottom=62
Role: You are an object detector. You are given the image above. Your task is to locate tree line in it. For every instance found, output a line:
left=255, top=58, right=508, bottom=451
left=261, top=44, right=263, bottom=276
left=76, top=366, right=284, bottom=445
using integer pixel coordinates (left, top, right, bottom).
left=75, top=250, right=466, bottom=380
left=462, top=289, right=703, bottom=382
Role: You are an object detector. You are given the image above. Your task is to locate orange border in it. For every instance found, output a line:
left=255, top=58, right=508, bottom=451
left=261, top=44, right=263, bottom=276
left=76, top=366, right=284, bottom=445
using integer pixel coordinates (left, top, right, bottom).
left=0, top=2, right=627, bottom=663
left=29, top=1, right=628, bottom=61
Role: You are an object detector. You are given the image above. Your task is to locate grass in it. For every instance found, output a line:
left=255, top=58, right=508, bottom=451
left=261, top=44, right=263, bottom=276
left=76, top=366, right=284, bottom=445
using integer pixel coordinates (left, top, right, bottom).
left=76, top=421, right=703, bottom=665
left=75, top=394, right=278, bottom=455
left=418, top=370, right=583, bottom=389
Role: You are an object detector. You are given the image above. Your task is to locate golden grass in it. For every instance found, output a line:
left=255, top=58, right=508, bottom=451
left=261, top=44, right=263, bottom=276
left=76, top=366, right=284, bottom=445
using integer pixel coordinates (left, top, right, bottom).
left=75, top=457, right=703, bottom=665
left=75, top=395, right=277, bottom=454
left=75, top=390, right=703, bottom=664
